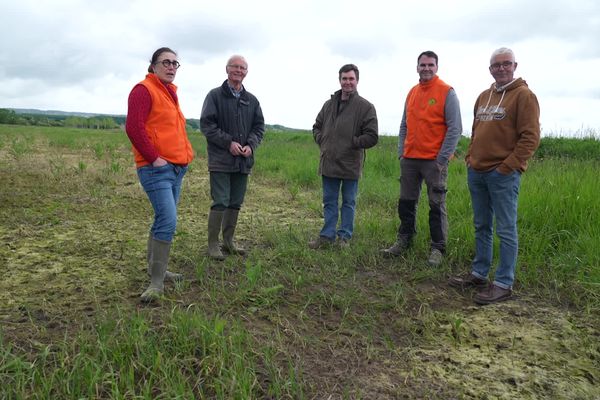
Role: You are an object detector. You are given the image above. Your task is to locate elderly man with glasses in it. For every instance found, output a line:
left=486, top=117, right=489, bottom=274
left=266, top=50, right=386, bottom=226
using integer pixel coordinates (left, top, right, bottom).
left=449, top=47, right=540, bottom=305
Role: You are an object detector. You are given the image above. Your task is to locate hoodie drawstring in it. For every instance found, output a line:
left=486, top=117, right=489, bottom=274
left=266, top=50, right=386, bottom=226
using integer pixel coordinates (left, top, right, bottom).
left=495, top=90, right=506, bottom=113
left=483, top=88, right=507, bottom=115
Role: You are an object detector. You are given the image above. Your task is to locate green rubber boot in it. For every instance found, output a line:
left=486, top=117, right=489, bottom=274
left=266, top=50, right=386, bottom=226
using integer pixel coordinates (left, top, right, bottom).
left=140, top=238, right=170, bottom=302
left=222, top=208, right=246, bottom=255
left=208, top=209, right=225, bottom=260
left=147, top=233, right=182, bottom=282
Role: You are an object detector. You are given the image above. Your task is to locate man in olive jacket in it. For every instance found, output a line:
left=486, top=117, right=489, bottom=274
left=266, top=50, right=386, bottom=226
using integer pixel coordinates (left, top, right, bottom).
left=200, top=54, right=265, bottom=260
left=310, top=64, right=379, bottom=249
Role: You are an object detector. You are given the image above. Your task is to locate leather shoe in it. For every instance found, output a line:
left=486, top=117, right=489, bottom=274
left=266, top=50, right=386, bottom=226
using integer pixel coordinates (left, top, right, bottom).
left=474, top=284, right=512, bottom=305
left=308, top=236, right=334, bottom=250
left=448, top=273, right=488, bottom=289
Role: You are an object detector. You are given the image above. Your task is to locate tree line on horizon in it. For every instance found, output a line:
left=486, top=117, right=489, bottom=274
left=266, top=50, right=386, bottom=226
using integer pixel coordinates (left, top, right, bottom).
left=0, top=108, right=304, bottom=134
left=0, top=108, right=203, bottom=131
left=0, top=108, right=120, bottom=130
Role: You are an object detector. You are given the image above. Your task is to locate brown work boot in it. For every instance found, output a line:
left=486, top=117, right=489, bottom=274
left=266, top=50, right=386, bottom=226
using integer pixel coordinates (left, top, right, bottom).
left=448, top=273, right=488, bottom=289
left=308, top=236, right=334, bottom=249
left=474, top=284, right=513, bottom=305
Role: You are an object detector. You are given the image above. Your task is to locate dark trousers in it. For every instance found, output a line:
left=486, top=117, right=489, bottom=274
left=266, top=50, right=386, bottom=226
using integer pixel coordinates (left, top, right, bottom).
left=397, top=158, right=448, bottom=252
left=209, top=172, right=248, bottom=211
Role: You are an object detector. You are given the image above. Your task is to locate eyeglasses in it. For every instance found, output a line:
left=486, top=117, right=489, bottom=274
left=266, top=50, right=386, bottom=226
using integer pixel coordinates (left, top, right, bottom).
left=490, top=61, right=513, bottom=71
left=156, top=59, right=181, bottom=69
left=227, top=64, right=247, bottom=71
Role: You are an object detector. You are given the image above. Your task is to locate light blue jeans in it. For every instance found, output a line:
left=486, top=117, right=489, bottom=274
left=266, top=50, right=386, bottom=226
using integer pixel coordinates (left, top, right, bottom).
left=137, top=163, right=188, bottom=242
left=320, top=176, right=359, bottom=241
left=468, top=167, right=521, bottom=289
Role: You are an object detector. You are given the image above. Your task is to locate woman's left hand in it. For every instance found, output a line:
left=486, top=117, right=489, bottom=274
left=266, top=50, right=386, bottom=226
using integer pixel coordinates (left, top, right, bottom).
left=152, top=156, right=168, bottom=167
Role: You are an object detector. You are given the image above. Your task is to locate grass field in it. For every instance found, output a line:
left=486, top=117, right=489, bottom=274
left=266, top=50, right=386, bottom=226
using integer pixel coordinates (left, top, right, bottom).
left=0, top=125, right=599, bottom=399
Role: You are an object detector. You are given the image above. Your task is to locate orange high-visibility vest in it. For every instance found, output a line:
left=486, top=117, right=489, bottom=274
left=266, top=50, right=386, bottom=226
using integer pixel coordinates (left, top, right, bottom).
left=133, top=73, right=194, bottom=167
left=403, top=76, right=451, bottom=159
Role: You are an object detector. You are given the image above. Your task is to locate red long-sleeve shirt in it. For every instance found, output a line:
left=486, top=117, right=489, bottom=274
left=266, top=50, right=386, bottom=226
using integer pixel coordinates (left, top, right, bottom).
left=125, top=83, right=179, bottom=164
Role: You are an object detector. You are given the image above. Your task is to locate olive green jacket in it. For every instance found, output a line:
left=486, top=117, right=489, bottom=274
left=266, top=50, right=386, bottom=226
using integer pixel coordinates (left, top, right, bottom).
left=313, top=90, right=378, bottom=180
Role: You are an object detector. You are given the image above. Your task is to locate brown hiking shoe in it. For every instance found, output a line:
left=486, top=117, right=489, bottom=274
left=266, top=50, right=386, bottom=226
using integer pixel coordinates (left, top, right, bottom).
left=448, top=273, right=488, bottom=289
left=308, top=236, right=334, bottom=250
left=474, top=284, right=513, bottom=305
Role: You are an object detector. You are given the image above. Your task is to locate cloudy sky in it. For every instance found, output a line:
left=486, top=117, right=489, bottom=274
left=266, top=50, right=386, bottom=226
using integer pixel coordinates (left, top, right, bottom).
left=1, top=0, right=599, bottom=136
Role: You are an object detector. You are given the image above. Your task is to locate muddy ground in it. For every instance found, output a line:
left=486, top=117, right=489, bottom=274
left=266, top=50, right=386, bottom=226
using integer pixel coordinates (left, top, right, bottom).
left=1, top=139, right=599, bottom=399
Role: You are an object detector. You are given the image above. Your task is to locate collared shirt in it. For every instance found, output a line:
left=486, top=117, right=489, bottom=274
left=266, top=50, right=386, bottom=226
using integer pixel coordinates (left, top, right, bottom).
left=228, top=84, right=243, bottom=99
left=494, top=78, right=518, bottom=92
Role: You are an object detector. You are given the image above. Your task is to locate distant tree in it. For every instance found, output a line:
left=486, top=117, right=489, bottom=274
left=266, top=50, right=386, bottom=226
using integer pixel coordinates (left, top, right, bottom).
left=65, top=116, right=88, bottom=128
left=113, top=116, right=126, bottom=125
left=0, top=109, right=18, bottom=124
left=102, top=117, right=118, bottom=129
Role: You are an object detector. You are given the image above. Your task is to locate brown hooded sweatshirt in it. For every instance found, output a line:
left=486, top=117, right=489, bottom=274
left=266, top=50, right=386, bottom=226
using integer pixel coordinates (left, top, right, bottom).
left=466, top=77, right=540, bottom=174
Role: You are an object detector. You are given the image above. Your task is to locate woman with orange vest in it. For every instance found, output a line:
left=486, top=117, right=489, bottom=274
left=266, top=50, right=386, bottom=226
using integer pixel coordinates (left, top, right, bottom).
left=125, top=47, right=194, bottom=302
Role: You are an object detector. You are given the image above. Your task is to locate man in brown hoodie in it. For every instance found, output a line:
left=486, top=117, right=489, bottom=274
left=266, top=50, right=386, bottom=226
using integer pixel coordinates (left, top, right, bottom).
left=449, top=47, right=540, bottom=305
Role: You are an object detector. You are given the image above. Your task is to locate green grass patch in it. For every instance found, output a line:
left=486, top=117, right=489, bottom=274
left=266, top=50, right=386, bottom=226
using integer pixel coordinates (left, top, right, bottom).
left=0, top=124, right=598, bottom=398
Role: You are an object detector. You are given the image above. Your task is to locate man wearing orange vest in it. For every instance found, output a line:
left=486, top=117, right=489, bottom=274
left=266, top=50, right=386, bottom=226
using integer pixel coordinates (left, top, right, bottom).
left=381, top=51, right=462, bottom=266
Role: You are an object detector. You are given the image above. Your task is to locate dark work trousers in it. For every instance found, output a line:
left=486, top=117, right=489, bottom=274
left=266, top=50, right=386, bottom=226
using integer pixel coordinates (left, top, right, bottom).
left=209, top=171, right=249, bottom=211
left=397, top=158, right=448, bottom=252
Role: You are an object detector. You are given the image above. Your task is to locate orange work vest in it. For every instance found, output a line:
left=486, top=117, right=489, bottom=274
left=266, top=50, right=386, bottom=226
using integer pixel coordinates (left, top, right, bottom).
left=403, top=76, right=451, bottom=159
left=133, top=74, right=194, bottom=167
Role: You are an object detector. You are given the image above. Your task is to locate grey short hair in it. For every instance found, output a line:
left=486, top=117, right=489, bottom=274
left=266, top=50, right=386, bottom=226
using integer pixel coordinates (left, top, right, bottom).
left=227, top=54, right=247, bottom=67
left=490, top=47, right=515, bottom=64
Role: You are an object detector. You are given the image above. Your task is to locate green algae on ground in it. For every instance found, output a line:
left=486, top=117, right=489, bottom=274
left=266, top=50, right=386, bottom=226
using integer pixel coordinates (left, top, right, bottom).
left=404, top=300, right=599, bottom=398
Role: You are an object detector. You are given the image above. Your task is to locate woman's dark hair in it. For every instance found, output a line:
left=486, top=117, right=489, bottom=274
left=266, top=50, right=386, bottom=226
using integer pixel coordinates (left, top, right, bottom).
left=148, top=47, right=177, bottom=73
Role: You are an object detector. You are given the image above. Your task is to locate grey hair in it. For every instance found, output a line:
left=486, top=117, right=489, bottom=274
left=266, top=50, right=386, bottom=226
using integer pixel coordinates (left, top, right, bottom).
left=490, top=47, right=515, bottom=64
left=227, top=54, right=247, bottom=67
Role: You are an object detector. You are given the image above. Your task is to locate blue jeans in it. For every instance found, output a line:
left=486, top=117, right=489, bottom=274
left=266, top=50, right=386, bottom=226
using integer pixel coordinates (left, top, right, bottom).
left=137, top=163, right=188, bottom=242
left=468, top=168, right=521, bottom=289
left=320, top=176, right=359, bottom=240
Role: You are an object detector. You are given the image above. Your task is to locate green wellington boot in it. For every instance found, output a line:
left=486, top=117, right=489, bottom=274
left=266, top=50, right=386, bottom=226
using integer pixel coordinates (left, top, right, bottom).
left=147, top=233, right=182, bottom=282
left=222, top=208, right=246, bottom=255
left=140, top=238, right=170, bottom=302
left=207, top=209, right=226, bottom=260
